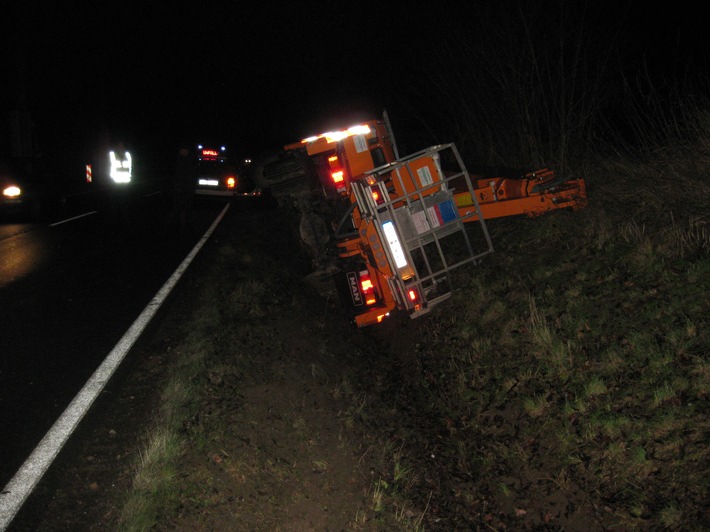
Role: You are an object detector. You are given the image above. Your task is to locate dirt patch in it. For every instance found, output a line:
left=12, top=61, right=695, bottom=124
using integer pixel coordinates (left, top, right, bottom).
left=168, top=320, right=379, bottom=530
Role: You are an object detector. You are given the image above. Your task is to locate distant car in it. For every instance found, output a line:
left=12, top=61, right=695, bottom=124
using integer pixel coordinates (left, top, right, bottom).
left=193, top=145, right=259, bottom=197
left=0, top=161, right=47, bottom=220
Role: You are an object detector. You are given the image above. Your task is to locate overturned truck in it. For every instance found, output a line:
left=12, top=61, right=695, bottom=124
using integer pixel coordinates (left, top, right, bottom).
left=251, top=114, right=587, bottom=327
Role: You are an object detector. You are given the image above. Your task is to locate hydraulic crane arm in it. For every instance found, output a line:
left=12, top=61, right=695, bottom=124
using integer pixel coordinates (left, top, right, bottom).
left=454, top=168, right=587, bottom=221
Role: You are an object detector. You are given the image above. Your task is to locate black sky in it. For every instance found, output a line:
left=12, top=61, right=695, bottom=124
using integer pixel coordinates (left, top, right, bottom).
left=2, top=2, right=708, bottom=173
left=4, top=4, right=413, bottom=161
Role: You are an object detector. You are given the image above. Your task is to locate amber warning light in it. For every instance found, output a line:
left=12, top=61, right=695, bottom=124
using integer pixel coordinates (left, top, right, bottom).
left=302, top=124, right=371, bottom=144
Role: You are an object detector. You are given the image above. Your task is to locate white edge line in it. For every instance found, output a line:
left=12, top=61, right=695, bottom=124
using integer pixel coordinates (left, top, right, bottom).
left=49, top=211, right=98, bottom=227
left=0, top=202, right=231, bottom=530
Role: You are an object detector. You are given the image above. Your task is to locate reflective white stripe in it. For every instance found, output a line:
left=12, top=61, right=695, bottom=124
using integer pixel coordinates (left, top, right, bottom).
left=382, top=221, right=408, bottom=269
left=0, top=203, right=231, bottom=530
left=49, top=211, right=98, bottom=227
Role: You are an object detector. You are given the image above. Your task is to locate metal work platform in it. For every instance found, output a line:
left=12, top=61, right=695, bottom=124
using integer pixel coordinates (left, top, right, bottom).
left=352, top=143, right=494, bottom=317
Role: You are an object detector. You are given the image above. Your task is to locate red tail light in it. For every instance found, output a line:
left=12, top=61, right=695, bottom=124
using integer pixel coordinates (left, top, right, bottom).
left=359, top=271, right=376, bottom=305
left=408, top=288, right=419, bottom=302
left=328, top=155, right=347, bottom=192
left=406, top=286, right=423, bottom=312
left=226, top=176, right=236, bottom=188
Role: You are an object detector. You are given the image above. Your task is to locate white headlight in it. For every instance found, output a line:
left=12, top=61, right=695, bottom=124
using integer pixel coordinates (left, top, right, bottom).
left=3, top=185, right=22, bottom=198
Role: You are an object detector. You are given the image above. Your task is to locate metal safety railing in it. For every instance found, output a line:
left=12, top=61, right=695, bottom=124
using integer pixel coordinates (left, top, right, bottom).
left=352, top=143, right=494, bottom=317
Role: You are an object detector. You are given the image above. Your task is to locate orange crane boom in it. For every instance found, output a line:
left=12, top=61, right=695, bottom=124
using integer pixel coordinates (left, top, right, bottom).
left=454, top=168, right=587, bottom=221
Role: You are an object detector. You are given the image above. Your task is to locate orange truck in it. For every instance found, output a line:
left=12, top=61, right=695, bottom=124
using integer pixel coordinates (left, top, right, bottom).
left=252, top=113, right=587, bottom=327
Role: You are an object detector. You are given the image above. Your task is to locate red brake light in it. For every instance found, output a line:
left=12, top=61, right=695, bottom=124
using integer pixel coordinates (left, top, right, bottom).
left=227, top=176, right=236, bottom=188
left=359, top=271, right=376, bottom=305
left=407, top=287, right=422, bottom=312
left=328, top=154, right=347, bottom=191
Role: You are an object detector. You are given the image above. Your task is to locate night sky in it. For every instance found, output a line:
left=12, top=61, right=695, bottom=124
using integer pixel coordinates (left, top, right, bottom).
left=2, top=2, right=708, bottom=175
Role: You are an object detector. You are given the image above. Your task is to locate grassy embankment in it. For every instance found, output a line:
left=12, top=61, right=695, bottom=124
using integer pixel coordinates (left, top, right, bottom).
left=361, top=152, right=709, bottom=528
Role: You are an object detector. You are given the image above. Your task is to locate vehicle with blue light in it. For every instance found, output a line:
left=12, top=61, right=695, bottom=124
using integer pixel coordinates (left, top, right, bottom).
left=193, top=144, right=258, bottom=197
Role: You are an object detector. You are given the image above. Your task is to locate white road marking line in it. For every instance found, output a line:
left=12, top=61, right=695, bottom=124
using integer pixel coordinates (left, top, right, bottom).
left=49, top=211, right=98, bottom=227
left=0, top=202, right=231, bottom=530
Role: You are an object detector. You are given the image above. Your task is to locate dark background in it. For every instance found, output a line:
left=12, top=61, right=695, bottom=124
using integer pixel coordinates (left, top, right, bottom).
left=1, top=2, right=708, bottom=178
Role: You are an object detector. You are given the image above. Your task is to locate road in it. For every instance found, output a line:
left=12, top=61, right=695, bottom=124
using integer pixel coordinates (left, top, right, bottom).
left=0, top=183, right=228, bottom=488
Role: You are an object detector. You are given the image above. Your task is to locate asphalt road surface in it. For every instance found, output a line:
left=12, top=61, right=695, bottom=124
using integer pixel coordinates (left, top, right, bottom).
left=0, top=185, right=228, bottom=488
